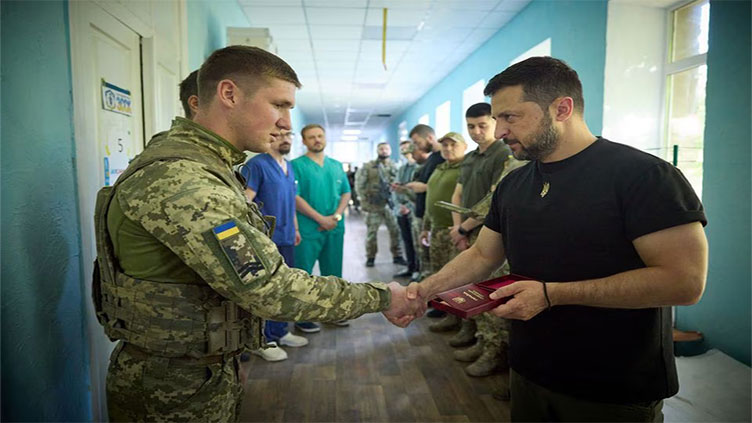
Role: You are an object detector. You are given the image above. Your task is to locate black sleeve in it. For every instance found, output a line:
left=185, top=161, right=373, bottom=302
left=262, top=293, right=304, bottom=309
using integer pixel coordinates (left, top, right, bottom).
left=483, top=182, right=504, bottom=234
left=621, top=161, right=707, bottom=241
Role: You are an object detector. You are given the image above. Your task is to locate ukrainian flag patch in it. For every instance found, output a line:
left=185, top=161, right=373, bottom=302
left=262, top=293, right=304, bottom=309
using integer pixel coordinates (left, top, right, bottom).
left=213, top=221, right=240, bottom=240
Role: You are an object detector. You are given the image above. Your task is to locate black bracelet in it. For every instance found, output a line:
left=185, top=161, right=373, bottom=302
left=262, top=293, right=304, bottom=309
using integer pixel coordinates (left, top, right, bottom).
left=540, top=281, right=552, bottom=311
left=457, top=226, right=469, bottom=236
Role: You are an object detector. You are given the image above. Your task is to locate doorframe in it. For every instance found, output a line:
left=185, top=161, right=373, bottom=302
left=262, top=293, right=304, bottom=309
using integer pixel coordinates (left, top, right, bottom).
left=69, top=1, right=189, bottom=420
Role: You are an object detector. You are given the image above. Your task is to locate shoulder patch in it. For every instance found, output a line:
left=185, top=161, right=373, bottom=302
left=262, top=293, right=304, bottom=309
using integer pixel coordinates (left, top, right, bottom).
left=212, top=220, right=265, bottom=278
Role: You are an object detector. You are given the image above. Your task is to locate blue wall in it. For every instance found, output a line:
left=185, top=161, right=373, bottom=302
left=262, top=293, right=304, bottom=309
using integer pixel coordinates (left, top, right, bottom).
left=676, top=0, right=751, bottom=365
left=387, top=0, right=607, bottom=140
left=186, top=0, right=251, bottom=70
left=1, top=1, right=92, bottom=421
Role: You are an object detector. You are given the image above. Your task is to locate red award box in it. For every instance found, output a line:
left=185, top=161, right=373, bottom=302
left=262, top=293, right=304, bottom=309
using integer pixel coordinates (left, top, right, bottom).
left=428, top=274, right=529, bottom=318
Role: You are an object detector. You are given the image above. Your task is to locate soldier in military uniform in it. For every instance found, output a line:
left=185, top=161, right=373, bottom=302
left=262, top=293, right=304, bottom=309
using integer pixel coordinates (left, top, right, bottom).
left=445, top=103, right=519, bottom=380
left=355, top=142, right=406, bottom=267
left=420, top=132, right=467, bottom=332
left=93, top=46, right=423, bottom=422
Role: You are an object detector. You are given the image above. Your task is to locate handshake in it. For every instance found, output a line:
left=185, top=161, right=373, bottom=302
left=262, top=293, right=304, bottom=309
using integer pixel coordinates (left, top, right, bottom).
left=382, top=281, right=431, bottom=328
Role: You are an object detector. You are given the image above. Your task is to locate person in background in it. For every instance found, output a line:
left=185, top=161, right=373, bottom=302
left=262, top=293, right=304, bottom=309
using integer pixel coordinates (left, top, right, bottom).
left=241, top=130, right=309, bottom=361
left=420, top=132, right=467, bottom=332
left=391, top=140, right=420, bottom=280
left=356, top=142, right=406, bottom=268
left=178, top=69, right=199, bottom=119
left=292, top=124, right=352, bottom=330
left=447, top=103, right=517, bottom=381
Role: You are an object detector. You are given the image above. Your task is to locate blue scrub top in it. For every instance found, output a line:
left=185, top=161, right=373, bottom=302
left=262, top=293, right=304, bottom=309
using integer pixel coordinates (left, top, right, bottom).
left=241, top=154, right=297, bottom=246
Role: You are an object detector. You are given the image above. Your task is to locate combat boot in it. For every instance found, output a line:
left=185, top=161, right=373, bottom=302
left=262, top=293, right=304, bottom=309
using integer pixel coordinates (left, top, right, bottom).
left=464, top=346, right=503, bottom=377
left=428, top=314, right=460, bottom=332
left=448, top=319, right=477, bottom=347
left=454, top=339, right=484, bottom=362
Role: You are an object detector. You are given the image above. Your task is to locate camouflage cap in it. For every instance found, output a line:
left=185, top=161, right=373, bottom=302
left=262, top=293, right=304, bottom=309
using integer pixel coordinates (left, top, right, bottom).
left=438, top=132, right=466, bottom=145
left=399, top=141, right=414, bottom=153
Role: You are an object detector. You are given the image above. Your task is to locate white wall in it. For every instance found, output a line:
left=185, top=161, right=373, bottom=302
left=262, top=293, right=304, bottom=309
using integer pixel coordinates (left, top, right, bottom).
left=602, top=1, right=667, bottom=153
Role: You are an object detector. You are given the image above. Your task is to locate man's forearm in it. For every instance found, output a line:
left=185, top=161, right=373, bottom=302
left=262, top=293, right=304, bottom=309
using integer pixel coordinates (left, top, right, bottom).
left=460, top=217, right=483, bottom=231
left=295, top=196, right=322, bottom=223
left=420, top=245, right=502, bottom=299
left=548, top=266, right=705, bottom=309
left=336, top=193, right=351, bottom=215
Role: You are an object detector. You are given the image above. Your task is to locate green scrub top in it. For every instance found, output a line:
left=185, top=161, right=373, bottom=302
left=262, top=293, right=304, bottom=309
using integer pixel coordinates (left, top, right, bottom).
left=291, top=155, right=351, bottom=236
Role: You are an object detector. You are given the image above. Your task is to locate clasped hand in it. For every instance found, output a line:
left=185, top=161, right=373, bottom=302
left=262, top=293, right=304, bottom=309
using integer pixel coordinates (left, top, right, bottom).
left=382, top=282, right=428, bottom=327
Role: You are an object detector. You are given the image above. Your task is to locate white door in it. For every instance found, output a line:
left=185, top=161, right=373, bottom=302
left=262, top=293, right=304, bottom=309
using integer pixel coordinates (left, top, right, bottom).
left=70, top=2, right=144, bottom=420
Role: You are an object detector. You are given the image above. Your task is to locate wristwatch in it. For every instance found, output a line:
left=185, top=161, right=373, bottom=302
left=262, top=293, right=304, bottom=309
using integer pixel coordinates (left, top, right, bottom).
left=334, top=213, right=342, bottom=221
left=457, top=226, right=469, bottom=236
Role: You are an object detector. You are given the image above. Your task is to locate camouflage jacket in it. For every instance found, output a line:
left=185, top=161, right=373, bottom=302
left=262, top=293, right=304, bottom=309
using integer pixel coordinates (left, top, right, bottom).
left=95, top=118, right=390, bottom=357
left=355, top=158, right=397, bottom=211
left=469, top=156, right=528, bottom=220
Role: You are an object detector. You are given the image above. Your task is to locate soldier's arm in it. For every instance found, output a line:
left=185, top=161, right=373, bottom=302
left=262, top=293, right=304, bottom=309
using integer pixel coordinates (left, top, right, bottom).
left=118, top=163, right=391, bottom=322
left=355, top=166, right=367, bottom=195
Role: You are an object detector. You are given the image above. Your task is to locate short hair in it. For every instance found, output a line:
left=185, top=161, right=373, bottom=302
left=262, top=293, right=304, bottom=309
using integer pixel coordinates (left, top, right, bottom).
left=409, top=124, right=435, bottom=139
left=465, top=102, right=492, bottom=118
left=179, top=69, right=199, bottom=118
left=377, top=142, right=389, bottom=148
left=301, top=124, right=325, bottom=139
left=399, top=140, right=412, bottom=146
left=483, top=57, right=585, bottom=114
left=197, top=45, right=301, bottom=105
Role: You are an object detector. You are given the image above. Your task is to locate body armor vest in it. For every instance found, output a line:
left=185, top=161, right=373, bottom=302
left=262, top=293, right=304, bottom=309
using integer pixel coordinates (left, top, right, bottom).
left=93, top=135, right=267, bottom=358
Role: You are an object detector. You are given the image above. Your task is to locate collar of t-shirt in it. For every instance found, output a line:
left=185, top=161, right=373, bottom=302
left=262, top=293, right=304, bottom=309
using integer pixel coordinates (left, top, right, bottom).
left=537, top=137, right=603, bottom=176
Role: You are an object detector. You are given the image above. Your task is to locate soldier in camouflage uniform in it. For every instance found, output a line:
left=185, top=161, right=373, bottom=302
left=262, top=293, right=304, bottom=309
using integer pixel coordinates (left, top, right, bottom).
left=446, top=104, right=522, bottom=380
left=355, top=142, right=405, bottom=267
left=93, top=46, right=422, bottom=422
left=421, top=132, right=467, bottom=332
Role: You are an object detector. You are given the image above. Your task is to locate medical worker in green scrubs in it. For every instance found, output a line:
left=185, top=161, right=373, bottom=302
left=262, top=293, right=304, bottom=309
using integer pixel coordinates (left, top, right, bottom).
left=291, top=124, right=352, bottom=331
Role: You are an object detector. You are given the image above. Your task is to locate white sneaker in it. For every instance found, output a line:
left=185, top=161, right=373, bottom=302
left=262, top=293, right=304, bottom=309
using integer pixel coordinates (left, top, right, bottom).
left=279, top=332, right=308, bottom=347
left=251, top=341, right=288, bottom=362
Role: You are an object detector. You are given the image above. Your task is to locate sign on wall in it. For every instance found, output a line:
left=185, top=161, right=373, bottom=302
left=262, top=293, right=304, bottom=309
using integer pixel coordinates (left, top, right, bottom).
left=101, top=79, right=132, bottom=116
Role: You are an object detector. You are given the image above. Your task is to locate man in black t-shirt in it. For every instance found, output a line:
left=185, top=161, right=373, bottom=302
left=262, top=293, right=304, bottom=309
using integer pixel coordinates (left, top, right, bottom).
left=407, top=57, right=708, bottom=422
left=403, top=124, right=445, bottom=282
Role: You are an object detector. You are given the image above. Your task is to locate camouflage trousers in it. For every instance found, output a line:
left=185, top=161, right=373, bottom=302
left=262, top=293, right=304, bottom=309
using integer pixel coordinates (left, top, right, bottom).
left=429, top=227, right=460, bottom=275
left=365, top=206, right=402, bottom=259
left=107, top=342, right=243, bottom=422
left=468, top=229, right=510, bottom=349
left=411, top=215, right=424, bottom=274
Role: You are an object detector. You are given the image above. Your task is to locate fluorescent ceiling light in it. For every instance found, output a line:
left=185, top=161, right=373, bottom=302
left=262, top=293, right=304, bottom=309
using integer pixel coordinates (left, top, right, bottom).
left=340, top=135, right=358, bottom=141
left=342, top=129, right=361, bottom=135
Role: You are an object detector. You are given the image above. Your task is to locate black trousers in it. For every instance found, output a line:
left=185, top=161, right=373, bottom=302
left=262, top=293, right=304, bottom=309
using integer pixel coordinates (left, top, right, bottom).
left=510, top=369, right=664, bottom=422
left=396, top=214, right=418, bottom=272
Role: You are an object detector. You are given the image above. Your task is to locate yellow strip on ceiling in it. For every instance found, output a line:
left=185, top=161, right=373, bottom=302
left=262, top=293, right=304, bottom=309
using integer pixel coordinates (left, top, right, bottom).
left=382, top=7, right=388, bottom=70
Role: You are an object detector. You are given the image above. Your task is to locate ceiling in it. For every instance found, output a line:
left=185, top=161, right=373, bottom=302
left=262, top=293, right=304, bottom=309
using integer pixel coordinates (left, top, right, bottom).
left=237, top=0, right=530, bottom=144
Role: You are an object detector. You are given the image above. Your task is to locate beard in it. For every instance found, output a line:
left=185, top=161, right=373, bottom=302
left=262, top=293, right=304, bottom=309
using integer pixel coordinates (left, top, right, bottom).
left=509, top=113, right=559, bottom=161
left=308, top=144, right=325, bottom=153
left=377, top=153, right=390, bottom=160
left=278, top=143, right=291, bottom=155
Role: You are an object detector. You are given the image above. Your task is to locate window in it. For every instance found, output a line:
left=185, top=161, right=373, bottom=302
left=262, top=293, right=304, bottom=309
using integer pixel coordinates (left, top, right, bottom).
left=664, top=0, right=709, bottom=199
left=398, top=120, right=408, bottom=141
left=435, top=101, right=451, bottom=139
left=462, top=79, right=486, bottom=150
